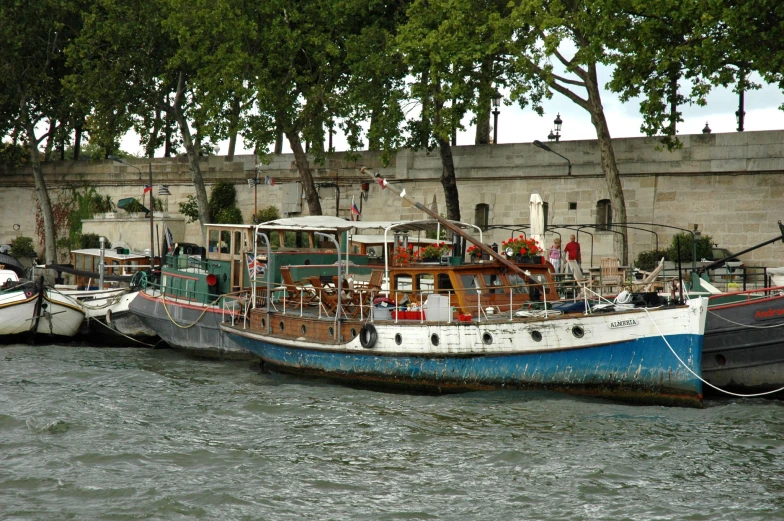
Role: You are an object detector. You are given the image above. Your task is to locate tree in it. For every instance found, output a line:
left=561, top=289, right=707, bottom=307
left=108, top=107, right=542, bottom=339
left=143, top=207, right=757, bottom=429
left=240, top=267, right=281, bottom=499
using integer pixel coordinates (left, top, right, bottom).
left=394, top=0, right=515, bottom=220
left=0, top=0, right=85, bottom=263
left=70, top=0, right=255, bottom=244
left=504, top=0, right=631, bottom=263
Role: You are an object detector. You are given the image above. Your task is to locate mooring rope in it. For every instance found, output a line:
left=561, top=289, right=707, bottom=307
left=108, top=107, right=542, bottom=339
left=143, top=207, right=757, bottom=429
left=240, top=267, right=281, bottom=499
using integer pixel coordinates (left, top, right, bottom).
left=706, top=308, right=784, bottom=329
left=643, top=306, right=784, bottom=398
left=160, top=290, right=224, bottom=329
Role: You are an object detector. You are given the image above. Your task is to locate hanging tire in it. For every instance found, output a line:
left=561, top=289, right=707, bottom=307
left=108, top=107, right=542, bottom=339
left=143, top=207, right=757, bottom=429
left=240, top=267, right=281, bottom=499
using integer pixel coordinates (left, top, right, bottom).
left=359, top=324, right=377, bottom=349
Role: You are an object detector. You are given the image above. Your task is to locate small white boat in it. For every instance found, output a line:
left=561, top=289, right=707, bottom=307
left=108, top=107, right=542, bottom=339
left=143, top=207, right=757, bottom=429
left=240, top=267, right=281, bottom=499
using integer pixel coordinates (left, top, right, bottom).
left=0, top=272, right=85, bottom=342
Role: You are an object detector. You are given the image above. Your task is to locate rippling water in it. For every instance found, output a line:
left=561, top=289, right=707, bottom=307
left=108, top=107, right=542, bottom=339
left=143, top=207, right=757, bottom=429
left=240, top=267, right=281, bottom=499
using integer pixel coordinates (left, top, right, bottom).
left=2, top=344, right=783, bottom=520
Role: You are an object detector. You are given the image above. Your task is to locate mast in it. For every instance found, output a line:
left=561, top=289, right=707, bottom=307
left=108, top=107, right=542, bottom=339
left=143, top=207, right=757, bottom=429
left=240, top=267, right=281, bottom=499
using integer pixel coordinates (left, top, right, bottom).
left=361, top=168, right=527, bottom=277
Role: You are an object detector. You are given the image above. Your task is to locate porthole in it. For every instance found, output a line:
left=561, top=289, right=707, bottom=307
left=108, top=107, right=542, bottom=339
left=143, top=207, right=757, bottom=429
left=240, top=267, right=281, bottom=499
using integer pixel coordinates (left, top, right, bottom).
left=350, top=328, right=357, bottom=338
left=482, top=332, right=493, bottom=345
left=395, top=333, right=403, bottom=345
left=715, top=354, right=726, bottom=366
left=572, top=326, right=584, bottom=338
left=329, top=326, right=335, bottom=338
left=279, top=321, right=285, bottom=331
left=301, top=324, right=307, bottom=335
left=431, top=334, right=440, bottom=346
left=531, top=330, right=542, bottom=342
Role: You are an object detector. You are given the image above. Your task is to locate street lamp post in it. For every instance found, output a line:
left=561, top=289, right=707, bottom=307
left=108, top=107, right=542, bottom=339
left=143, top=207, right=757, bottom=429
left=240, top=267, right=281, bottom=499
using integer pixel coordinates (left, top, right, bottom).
left=492, top=91, right=502, bottom=145
left=110, top=156, right=155, bottom=275
left=532, top=140, right=572, bottom=175
left=553, top=113, right=563, bottom=142
left=702, top=122, right=712, bottom=134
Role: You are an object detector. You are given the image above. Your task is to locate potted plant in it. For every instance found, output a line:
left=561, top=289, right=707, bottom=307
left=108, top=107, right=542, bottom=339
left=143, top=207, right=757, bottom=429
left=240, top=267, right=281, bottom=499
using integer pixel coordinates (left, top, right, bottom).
left=466, top=244, right=481, bottom=262
left=91, top=194, right=116, bottom=218
left=123, top=198, right=147, bottom=218
left=501, top=235, right=543, bottom=263
left=415, top=242, right=451, bottom=262
left=393, top=245, right=414, bottom=266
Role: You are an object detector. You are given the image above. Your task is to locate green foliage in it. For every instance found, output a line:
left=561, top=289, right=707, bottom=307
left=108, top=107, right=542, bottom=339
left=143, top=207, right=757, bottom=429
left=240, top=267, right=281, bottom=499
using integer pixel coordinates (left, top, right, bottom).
left=10, top=236, right=37, bottom=258
left=79, top=233, right=111, bottom=249
left=91, top=194, right=115, bottom=213
left=178, top=195, right=200, bottom=224
left=666, top=233, right=714, bottom=263
left=208, top=182, right=238, bottom=221
left=253, top=205, right=280, bottom=224
left=635, top=249, right=670, bottom=271
left=0, top=141, right=30, bottom=167
left=124, top=198, right=146, bottom=213
left=214, top=207, right=243, bottom=224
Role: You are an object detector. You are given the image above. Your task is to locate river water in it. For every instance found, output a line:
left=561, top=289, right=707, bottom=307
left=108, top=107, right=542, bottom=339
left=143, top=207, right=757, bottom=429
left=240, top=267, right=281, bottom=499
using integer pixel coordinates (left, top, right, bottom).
left=2, top=344, right=783, bottom=520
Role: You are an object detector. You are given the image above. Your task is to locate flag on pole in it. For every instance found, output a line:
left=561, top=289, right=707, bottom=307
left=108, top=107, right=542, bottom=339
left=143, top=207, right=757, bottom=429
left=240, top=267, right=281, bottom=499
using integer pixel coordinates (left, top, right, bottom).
left=143, top=184, right=152, bottom=194
left=246, top=253, right=266, bottom=278
left=351, top=196, right=360, bottom=220
left=164, top=225, right=174, bottom=253
left=375, top=177, right=387, bottom=189
left=158, top=184, right=171, bottom=195
left=265, top=175, right=275, bottom=186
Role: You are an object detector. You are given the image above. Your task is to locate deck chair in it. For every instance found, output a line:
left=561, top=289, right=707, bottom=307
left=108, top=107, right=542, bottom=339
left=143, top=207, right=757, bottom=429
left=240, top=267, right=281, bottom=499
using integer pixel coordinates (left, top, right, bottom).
left=632, top=257, right=665, bottom=293
left=566, top=259, right=594, bottom=298
left=308, top=276, right=342, bottom=316
left=600, top=257, right=623, bottom=293
left=332, top=276, right=363, bottom=318
left=280, top=266, right=318, bottom=308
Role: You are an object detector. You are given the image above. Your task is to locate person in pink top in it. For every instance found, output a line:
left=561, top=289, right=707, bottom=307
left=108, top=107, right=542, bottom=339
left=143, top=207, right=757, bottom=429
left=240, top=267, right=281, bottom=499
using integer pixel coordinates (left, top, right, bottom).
left=563, top=234, right=582, bottom=272
left=548, top=238, right=563, bottom=273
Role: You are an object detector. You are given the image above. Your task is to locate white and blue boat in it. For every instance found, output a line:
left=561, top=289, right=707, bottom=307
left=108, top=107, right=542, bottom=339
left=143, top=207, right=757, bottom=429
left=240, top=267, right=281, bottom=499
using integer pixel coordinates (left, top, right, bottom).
left=221, top=218, right=709, bottom=407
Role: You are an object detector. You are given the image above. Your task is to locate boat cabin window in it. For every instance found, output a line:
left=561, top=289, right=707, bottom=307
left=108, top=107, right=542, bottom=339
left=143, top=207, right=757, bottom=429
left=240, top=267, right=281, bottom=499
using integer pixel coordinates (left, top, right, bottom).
left=416, top=273, right=435, bottom=294
left=437, top=273, right=454, bottom=294
left=394, top=274, right=413, bottom=292
left=111, top=259, right=120, bottom=275
left=75, top=254, right=84, bottom=271
left=220, top=231, right=231, bottom=253
left=234, top=231, right=242, bottom=255
left=482, top=274, right=507, bottom=295
left=460, top=274, right=481, bottom=294
left=209, top=229, right=220, bottom=253
left=507, top=273, right=532, bottom=295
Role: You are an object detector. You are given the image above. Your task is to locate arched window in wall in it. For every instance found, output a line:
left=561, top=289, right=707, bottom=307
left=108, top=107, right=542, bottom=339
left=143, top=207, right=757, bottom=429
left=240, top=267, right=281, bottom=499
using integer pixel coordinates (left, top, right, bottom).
left=596, top=199, right=612, bottom=230
left=475, top=203, right=490, bottom=230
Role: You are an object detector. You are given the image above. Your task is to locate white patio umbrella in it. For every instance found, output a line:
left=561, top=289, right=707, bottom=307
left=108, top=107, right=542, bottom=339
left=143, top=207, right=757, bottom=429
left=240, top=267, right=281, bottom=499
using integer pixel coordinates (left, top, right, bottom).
left=529, top=192, right=545, bottom=253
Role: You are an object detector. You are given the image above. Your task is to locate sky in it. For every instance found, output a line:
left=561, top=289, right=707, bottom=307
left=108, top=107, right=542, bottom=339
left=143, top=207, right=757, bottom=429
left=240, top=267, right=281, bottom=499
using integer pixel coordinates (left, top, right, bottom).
left=121, top=72, right=784, bottom=157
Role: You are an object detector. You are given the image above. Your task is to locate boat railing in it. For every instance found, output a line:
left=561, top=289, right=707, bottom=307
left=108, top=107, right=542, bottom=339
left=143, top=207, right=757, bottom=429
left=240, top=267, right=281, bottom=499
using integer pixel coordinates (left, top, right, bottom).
left=245, top=278, right=600, bottom=324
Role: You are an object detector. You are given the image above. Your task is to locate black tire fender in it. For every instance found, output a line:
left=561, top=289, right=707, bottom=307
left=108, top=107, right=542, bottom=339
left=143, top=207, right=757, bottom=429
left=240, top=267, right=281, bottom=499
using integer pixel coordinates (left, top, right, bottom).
left=359, top=324, right=377, bottom=349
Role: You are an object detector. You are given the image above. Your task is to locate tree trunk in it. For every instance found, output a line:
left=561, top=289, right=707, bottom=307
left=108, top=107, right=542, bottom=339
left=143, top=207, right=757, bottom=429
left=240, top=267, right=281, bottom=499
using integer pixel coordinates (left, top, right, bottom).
left=274, top=122, right=284, bottom=154
left=23, top=111, right=56, bottom=263
left=43, top=118, right=56, bottom=161
left=286, top=130, right=322, bottom=216
left=585, top=64, right=628, bottom=264
left=73, top=121, right=83, bottom=161
left=434, top=93, right=460, bottom=221
left=475, top=59, right=493, bottom=145
left=227, top=96, right=241, bottom=160
left=173, top=73, right=210, bottom=245
left=437, top=136, right=460, bottom=221
left=146, top=108, right=162, bottom=158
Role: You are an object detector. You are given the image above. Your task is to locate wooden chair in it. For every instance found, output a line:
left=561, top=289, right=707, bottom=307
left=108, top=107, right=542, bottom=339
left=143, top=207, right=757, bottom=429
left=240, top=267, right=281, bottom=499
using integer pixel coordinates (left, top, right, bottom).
left=279, top=266, right=317, bottom=308
left=600, top=257, right=623, bottom=293
left=308, top=276, right=343, bottom=316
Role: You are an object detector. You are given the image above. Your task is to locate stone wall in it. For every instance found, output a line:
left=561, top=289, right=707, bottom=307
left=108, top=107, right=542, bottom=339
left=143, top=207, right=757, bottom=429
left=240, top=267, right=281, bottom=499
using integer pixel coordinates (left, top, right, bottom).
left=1, top=131, right=782, bottom=268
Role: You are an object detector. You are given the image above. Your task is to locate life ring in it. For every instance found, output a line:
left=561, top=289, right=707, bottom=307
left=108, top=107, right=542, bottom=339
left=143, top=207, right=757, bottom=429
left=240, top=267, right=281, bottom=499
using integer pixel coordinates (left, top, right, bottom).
left=359, top=324, right=377, bottom=349
left=25, top=291, right=33, bottom=298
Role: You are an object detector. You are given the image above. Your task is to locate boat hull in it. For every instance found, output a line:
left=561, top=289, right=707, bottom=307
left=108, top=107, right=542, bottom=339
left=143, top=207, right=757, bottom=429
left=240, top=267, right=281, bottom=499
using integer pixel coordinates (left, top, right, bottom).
left=0, top=289, right=84, bottom=342
left=702, top=292, right=784, bottom=395
left=129, top=289, right=248, bottom=359
left=227, top=301, right=707, bottom=407
left=62, top=289, right=159, bottom=347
